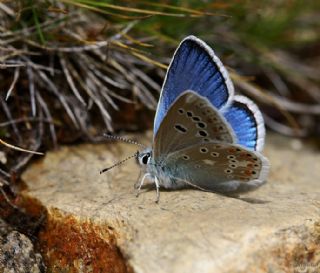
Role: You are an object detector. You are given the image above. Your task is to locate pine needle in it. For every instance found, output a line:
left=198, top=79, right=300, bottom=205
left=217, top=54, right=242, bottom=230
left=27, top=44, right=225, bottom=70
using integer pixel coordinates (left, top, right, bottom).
left=0, top=138, right=44, bottom=155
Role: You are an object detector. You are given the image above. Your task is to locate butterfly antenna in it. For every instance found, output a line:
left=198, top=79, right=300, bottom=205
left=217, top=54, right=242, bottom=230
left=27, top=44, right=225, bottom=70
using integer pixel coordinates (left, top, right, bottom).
left=100, top=152, right=138, bottom=174
left=103, top=133, right=146, bottom=148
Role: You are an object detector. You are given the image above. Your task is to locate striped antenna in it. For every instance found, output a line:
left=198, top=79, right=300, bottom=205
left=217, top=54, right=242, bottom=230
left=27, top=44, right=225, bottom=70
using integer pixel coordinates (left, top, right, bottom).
left=100, top=152, right=139, bottom=174
left=103, top=133, right=146, bottom=148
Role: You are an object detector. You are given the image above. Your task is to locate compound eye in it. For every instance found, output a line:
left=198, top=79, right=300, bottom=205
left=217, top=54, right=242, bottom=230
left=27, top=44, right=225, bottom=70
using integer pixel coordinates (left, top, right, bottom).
left=142, top=155, right=149, bottom=164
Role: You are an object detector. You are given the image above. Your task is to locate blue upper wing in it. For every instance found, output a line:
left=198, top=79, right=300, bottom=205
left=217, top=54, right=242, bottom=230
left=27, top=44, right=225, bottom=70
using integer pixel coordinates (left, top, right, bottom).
left=223, top=95, right=265, bottom=152
left=153, top=35, right=234, bottom=136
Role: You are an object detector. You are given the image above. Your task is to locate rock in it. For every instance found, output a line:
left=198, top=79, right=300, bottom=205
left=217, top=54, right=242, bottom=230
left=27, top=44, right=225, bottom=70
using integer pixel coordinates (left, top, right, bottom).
left=21, top=133, right=320, bottom=273
left=0, top=218, right=45, bottom=273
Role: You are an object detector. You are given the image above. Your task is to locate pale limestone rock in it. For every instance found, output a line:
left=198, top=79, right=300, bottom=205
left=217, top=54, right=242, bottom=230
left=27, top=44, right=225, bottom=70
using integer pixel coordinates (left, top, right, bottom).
left=22, top=133, right=320, bottom=273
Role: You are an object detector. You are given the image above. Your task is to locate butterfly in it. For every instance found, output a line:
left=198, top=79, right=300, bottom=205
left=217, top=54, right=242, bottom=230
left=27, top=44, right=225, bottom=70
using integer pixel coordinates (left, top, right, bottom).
left=103, top=35, right=270, bottom=203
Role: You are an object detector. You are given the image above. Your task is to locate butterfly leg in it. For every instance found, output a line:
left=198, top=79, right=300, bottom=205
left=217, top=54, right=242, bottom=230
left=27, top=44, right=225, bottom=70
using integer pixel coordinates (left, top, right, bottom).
left=154, top=176, right=160, bottom=203
left=136, top=173, right=152, bottom=198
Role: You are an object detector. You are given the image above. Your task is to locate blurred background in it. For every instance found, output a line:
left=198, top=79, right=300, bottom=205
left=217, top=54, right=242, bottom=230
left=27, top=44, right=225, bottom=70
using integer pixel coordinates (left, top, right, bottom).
left=1, top=0, right=320, bottom=209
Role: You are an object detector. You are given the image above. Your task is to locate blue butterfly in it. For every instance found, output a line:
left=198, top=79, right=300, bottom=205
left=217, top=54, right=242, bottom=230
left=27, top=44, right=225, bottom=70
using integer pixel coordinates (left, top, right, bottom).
left=137, top=36, right=268, bottom=202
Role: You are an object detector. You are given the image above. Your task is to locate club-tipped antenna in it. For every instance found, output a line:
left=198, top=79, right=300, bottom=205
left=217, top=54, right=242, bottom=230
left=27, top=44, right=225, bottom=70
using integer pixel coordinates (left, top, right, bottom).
left=103, top=133, right=146, bottom=148
left=100, top=152, right=138, bottom=174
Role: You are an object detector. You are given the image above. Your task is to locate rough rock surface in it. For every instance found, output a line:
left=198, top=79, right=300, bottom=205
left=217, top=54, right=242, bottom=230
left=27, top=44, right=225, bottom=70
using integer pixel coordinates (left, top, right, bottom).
left=22, top=133, right=320, bottom=273
left=0, top=218, right=45, bottom=273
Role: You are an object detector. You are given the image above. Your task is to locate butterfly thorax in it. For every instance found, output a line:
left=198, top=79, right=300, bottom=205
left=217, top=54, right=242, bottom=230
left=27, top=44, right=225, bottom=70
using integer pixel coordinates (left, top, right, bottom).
left=138, top=148, right=183, bottom=189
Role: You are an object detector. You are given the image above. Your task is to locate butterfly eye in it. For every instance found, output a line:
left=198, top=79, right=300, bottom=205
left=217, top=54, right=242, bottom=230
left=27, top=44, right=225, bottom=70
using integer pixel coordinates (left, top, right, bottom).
left=142, top=154, right=150, bottom=164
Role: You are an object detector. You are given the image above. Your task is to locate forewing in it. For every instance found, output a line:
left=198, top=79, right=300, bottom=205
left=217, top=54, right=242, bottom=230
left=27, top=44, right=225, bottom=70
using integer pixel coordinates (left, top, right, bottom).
left=163, top=142, right=269, bottom=193
left=153, top=91, right=236, bottom=158
left=154, top=36, right=234, bottom=135
left=224, top=95, right=265, bottom=152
